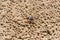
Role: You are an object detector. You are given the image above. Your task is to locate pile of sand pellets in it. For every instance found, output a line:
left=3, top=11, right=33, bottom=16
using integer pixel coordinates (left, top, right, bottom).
left=0, top=0, right=60, bottom=40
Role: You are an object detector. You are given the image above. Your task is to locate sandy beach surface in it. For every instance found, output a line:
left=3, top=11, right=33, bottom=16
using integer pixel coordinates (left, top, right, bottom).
left=0, top=0, right=60, bottom=40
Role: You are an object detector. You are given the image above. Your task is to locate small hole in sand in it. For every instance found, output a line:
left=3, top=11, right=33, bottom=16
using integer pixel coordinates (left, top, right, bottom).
left=1, top=23, right=3, bottom=25
left=52, top=30, right=55, bottom=33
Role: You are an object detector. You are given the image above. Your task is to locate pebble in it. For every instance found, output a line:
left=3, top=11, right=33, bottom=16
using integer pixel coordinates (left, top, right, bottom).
left=29, top=15, right=33, bottom=21
left=29, top=15, right=33, bottom=23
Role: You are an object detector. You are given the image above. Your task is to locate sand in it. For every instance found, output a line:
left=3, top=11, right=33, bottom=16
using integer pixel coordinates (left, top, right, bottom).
left=0, top=0, right=60, bottom=40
